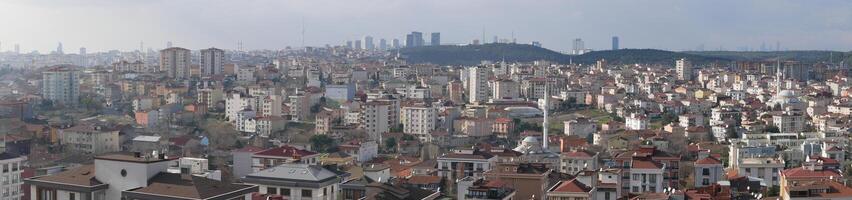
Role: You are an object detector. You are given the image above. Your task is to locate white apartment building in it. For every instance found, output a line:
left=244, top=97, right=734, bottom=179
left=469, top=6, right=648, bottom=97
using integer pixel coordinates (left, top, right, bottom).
left=559, top=150, right=599, bottom=175
left=676, top=58, right=692, bottom=81
left=225, top=93, right=258, bottom=122
left=0, top=154, right=26, bottom=200
left=242, top=164, right=340, bottom=200
left=437, top=150, right=497, bottom=179
left=401, top=104, right=437, bottom=142
left=61, top=124, right=120, bottom=154
left=468, top=66, right=490, bottom=103
left=628, top=159, right=664, bottom=194
left=737, top=157, right=785, bottom=187
left=42, top=65, right=80, bottom=107
left=625, top=113, right=649, bottom=130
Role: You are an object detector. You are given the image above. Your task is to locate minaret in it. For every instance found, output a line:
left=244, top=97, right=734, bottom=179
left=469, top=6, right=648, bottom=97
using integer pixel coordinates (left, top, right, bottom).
left=542, top=79, right=549, bottom=150
left=775, top=58, right=781, bottom=92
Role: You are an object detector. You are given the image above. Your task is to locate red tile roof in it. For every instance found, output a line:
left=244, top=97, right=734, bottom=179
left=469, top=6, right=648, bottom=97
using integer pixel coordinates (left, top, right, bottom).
left=632, top=159, right=664, bottom=169
left=254, top=145, right=317, bottom=158
left=695, top=157, right=722, bottom=165
left=781, top=167, right=841, bottom=179
left=550, top=179, right=592, bottom=193
left=406, top=175, right=441, bottom=185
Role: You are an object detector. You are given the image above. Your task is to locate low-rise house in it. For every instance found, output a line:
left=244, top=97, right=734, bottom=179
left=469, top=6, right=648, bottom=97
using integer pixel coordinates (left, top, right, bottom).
left=242, top=163, right=343, bottom=200
left=250, top=146, right=320, bottom=172
left=484, top=163, right=552, bottom=200
left=26, top=152, right=257, bottom=200
left=693, top=150, right=724, bottom=188
left=457, top=177, right=516, bottom=200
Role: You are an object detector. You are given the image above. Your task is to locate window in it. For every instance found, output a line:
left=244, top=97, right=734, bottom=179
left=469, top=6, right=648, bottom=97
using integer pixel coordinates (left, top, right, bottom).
left=649, top=175, right=656, bottom=183
left=632, top=186, right=639, bottom=193
left=267, top=187, right=277, bottom=194
left=281, top=188, right=290, bottom=196
left=632, top=174, right=639, bottom=181
left=605, top=192, right=611, bottom=200
left=703, top=178, right=710, bottom=185
left=302, top=189, right=312, bottom=197
left=702, top=168, right=710, bottom=176
left=70, top=193, right=76, bottom=200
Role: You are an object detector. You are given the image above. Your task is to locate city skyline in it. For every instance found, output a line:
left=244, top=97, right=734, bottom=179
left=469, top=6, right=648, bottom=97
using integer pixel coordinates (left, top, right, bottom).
left=1, top=1, right=852, bottom=53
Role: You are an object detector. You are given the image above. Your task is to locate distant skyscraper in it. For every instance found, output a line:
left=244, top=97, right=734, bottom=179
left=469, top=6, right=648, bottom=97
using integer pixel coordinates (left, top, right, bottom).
left=612, top=36, right=619, bottom=50
left=56, top=42, right=64, bottom=54
left=13, top=44, right=19, bottom=54
left=160, top=47, right=191, bottom=80
left=405, top=32, right=425, bottom=47
left=431, top=32, right=441, bottom=46
left=392, top=39, right=400, bottom=49
left=346, top=41, right=353, bottom=49
left=79, top=47, right=87, bottom=66
left=412, top=32, right=424, bottom=47
left=364, top=36, right=374, bottom=50
left=676, top=58, right=693, bottom=81
left=405, top=34, right=414, bottom=47
left=473, top=39, right=480, bottom=45
left=379, top=38, right=388, bottom=50
left=42, top=65, right=79, bottom=107
left=492, top=36, right=498, bottom=44
left=200, top=47, right=226, bottom=76
left=572, top=38, right=585, bottom=55
left=166, top=41, right=173, bottom=48
left=354, top=40, right=362, bottom=49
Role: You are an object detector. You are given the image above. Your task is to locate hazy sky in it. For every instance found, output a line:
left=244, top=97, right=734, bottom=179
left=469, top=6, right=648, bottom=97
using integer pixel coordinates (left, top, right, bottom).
left=1, top=0, right=851, bottom=53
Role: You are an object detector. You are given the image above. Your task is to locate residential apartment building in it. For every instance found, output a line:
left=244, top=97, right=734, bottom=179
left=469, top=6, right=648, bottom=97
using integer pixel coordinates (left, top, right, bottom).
left=401, top=104, right=437, bottom=142
left=242, top=163, right=341, bottom=200
left=199, top=47, right=225, bottom=76
left=559, top=150, right=599, bottom=175
left=437, top=149, right=497, bottom=180
left=362, top=101, right=393, bottom=141
left=468, top=66, right=490, bottom=103
left=484, top=163, right=552, bottom=200
left=60, top=124, right=120, bottom=154
left=26, top=152, right=256, bottom=200
left=159, top=47, right=191, bottom=80
left=42, top=65, right=80, bottom=107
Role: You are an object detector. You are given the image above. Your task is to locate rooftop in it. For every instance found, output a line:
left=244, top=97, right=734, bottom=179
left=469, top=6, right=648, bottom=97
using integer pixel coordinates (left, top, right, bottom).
left=125, top=173, right=257, bottom=199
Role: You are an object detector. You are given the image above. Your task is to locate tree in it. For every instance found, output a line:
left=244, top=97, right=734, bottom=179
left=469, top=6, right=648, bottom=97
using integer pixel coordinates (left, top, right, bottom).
left=402, top=134, right=416, bottom=141
left=384, top=137, right=397, bottom=152
left=310, top=135, right=336, bottom=153
left=725, top=125, right=738, bottom=139
left=766, top=186, right=780, bottom=197
left=234, top=140, right=244, bottom=149
left=764, top=125, right=780, bottom=133
left=660, top=112, right=677, bottom=125
left=390, top=124, right=404, bottom=133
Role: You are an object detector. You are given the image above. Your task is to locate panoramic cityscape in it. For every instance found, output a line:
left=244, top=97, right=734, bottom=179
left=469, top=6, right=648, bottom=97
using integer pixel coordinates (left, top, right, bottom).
left=1, top=1, right=852, bottom=200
